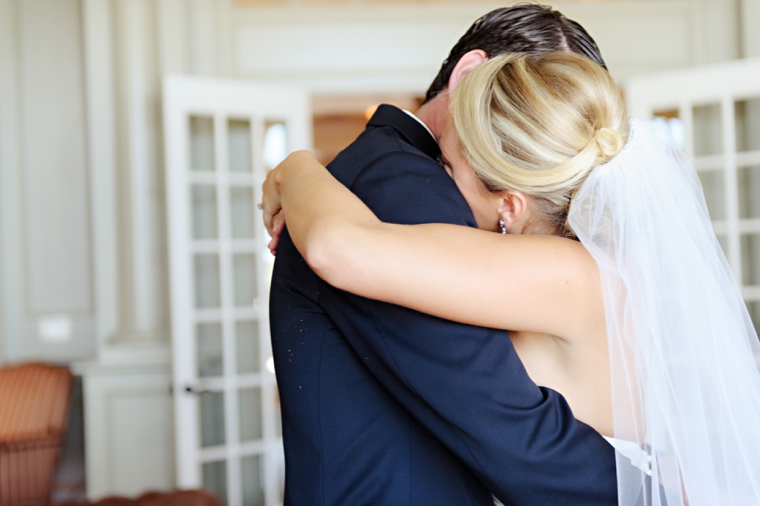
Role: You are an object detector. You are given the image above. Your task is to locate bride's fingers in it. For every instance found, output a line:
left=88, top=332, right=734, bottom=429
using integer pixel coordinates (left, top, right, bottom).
left=268, top=236, right=279, bottom=255
left=267, top=211, right=286, bottom=255
left=273, top=211, right=285, bottom=234
left=263, top=205, right=278, bottom=237
left=261, top=171, right=282, bottom=236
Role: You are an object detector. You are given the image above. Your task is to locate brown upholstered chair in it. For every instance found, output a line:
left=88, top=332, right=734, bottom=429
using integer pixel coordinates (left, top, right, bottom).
left=53, top=490, right=220, bottom=506
left=0, top=362, right=72, bottom=506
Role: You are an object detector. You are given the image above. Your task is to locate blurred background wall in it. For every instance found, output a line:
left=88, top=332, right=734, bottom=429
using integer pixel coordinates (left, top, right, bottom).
left=0, top=0, right=758, bottom=501
left=1, top=0, right=757, bottom=365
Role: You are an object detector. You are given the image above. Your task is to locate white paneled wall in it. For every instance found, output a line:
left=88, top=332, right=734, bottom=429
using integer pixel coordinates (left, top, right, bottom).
left=73, top=361, right=175, bottom=498
left=0, top=0, right=95, bottom=361
left=0, top=0, right=759, bottom=498
left=742, top=0, right=760, bottom=58
left=0, top=0, right=752, bottom=368
left=83, top=0, right=120, bottom=359
left=0, top=0, right=230, bottom=498
left=229, top=0, right=745, bottom=93
left=0, top=0, right=232, bottom=365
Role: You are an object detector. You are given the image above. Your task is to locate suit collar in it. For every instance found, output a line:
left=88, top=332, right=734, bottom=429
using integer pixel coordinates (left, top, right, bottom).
left=367, top=104, right=441, bottom=161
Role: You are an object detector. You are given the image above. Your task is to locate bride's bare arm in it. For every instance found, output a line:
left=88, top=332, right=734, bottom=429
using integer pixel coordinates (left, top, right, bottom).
left=263, top=151, right=604, bottom=341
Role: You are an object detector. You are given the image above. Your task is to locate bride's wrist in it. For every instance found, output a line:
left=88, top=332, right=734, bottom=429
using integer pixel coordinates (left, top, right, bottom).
left=276, top=150, right=306, bottom=188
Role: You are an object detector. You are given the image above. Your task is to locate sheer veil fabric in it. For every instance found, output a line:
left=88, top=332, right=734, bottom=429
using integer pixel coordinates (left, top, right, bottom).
left=568, top=119, right=760, bottom=505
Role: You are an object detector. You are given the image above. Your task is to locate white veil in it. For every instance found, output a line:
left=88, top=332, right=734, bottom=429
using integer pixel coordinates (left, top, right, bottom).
left=568, top=118, right=760, bottom=506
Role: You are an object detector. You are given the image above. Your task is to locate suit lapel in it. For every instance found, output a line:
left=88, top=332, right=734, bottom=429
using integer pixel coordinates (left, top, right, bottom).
left=367, top=105, right=441, bottom=161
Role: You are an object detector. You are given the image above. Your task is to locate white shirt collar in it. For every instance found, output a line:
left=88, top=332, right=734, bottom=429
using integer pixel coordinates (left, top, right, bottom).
left=402, top=109, right=436, bottom=144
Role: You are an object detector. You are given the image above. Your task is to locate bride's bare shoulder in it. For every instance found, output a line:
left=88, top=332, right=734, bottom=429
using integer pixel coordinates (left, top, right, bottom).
left=499, top=234, right=599, bottom=277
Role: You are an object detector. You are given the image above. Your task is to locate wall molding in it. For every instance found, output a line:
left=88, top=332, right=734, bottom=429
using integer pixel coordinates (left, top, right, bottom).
left=230, top=0, right=737, bottom=95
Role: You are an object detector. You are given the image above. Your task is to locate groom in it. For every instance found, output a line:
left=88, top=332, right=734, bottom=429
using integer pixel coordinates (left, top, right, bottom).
left=270, top=5, right=619, bottom=505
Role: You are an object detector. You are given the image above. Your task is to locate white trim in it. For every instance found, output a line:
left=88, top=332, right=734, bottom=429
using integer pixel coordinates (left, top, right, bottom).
left=229, top=0, right=701, bottom=95
left=77, top=365, right=174, bottom=499
left=742, top=0, right=760, bottom=58
left=216, top=0, right=234, bottom=78
left=626, top=57, right=760, bottom=118
left=83, top=0, right=120, bottom=350
left=164, top=74, right=309, bottom=505
left=157, top=0, right=190, bottom=75
left=230, top=2, right=690, bottom=25
left=163, top=76, right=199, bottom=487
left=722, top=95, right=741, bottom=282
left=116, top=0, right=164, bottom=336
left=190, top=0, right=219, bottom=75
left=0, top=0, right=23, bottom=361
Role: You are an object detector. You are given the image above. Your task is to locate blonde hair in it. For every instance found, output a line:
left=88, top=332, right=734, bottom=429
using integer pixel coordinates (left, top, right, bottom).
left=450, top=52, right=628, bottom=237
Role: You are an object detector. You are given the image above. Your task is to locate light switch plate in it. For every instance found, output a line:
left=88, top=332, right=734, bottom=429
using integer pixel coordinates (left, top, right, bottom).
left=38, top=314, right=72, bottom=343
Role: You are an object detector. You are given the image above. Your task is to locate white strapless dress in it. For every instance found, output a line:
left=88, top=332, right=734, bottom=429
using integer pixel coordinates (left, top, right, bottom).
left=603, top=436, right=652, bottom=476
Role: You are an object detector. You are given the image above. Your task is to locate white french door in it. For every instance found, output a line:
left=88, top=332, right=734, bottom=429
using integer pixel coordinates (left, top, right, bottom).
left=626, top=57, right=760, bottom=346
left=163, top=76, right=311, bottom=506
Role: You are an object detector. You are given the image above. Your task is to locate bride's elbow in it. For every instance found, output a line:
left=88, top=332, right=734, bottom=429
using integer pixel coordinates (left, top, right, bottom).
left=301, top=223, right=354, bottom=290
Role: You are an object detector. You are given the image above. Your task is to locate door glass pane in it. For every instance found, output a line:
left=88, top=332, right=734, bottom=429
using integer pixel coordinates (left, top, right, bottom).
left=272, top=450, right=285, bottom=502
left=197, top=322, right=223, bottom=377
left=653, top=110, right=685, bottom=149
left=190, top=116, right=215, bottom=172
left=693, top=104, right=723, bottom=156
left=230, top=186, right=255, bottom=239
left=202, top=460, right=228, bottom=506
left=229, top=119, right=252, bottom=173
left=262, top=253, right=275, bottom=295
left=273, top=387, right=282, bottom=437
left=233, top=253, right=256, bottom=306
left=717, top=234, right=729, bottom=258
left=195, top=254, right=221, bottom=308
left=236, top=320, right=259, bottom=374
left=239, top=388, right=263, bottom=442
left=745, top=301, right=760, bottom=340
left=742, top=234, right=760, bottom=285
left=192, top=185, right=218, bottom=239
left=738, top=166, right=760, bottom=219
left=735, top=98, right=760, bottom=152
left=200, top=391, right=225, bottom=447
left=698, top=170, right=725, bottom=220
left=263, top=121, right=288, bottom=170
left=242, top=454, right=265, bottom=506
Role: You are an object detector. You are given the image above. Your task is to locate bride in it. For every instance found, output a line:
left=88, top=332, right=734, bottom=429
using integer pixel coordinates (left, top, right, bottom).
left=262, top=52, right=760, bottom=505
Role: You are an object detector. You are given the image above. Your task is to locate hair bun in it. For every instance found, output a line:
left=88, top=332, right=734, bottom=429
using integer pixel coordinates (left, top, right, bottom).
left=593, top=127, right=624, bottom=162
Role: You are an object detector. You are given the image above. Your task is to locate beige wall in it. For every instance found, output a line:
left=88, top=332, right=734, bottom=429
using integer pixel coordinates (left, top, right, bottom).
left=0, top=0, right=95, bottom=361
left=0, top=0, right=232, bottom=364
left=742, top=0, right=760, bottom=58
left=230, top=0, right=745, bottom=93
left=0, top=0, right=756, bottom=364
left=0, top=0, right=755, bottom=496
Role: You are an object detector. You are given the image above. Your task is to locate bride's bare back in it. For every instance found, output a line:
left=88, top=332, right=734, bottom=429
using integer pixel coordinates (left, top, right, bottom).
left=510, top=330, right=612, bottom=436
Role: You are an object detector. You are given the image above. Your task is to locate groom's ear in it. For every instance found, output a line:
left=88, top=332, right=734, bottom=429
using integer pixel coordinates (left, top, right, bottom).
left=498, top=191, right=528, bottom=232
left=447, top=50, right=488, bottom=92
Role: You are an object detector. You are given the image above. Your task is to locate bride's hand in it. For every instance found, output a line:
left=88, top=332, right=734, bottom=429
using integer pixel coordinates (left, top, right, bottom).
left=262, top=163, right=283, bottom=237
left=262, top=150, right=314, bottom=254
left=267, top=211, right=285, bottom=255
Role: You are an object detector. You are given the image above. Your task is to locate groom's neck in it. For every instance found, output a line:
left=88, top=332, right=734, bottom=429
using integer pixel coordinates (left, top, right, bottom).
left=414, top=93, right=448, bottom=141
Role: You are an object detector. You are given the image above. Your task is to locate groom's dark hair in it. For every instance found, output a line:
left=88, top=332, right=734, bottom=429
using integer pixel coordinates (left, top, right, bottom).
left=423, top=4, right=607, bottom=103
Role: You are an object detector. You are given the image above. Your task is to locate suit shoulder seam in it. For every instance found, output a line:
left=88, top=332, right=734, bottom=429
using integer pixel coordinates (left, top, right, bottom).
left=350, top=142, right=441, bottom=188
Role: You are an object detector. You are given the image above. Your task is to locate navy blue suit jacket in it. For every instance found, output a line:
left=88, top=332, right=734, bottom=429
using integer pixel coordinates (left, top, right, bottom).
left=270, top=105, right=618, bottom=505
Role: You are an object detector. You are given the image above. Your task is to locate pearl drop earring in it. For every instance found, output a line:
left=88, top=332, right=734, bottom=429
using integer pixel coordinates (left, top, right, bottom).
left=499, top=219, right=507, bottom=235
